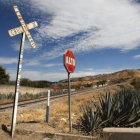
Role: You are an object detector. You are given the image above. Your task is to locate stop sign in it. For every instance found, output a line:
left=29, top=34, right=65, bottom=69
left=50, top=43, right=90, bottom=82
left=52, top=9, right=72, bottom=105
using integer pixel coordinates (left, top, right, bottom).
left=64, top=50, right=76, bottom=73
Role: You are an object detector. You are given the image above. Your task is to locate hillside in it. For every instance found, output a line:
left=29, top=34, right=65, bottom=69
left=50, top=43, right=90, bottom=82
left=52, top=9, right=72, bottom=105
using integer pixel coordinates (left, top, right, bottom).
left=60, top=69, right=140, bottom=84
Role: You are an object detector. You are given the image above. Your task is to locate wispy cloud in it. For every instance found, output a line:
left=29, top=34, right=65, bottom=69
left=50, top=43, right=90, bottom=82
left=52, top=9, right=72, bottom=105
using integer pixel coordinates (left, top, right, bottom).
left=133, top=54, right=140, bottom=59
left=11, top=39, right=42, bottom=52
left=0, top=57, right=17, bottom=65
left=11, top=40, right=32, bottom=51
left=2, top=0, right=140, bottom=61
left=82, top=68, right=94, bottom=71
left=9, top=70, right=95, bottom=81
left=16, top=0, right=140, bottom=61
left=23, top=59, right=63, bottom=67
left=8, top=67, right=123, bottom=81
left=24, top=60, right=41, bottom=66
left=45, top=63, right=62, bottom=67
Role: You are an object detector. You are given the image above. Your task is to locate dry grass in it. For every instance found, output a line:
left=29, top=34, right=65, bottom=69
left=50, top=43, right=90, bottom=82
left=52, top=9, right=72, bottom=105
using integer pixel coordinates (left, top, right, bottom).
left=0, top=85, right=50, bottom=95
left=0, top=99, right=12, bottom=104
left=0, top=86, right=120, bottom=135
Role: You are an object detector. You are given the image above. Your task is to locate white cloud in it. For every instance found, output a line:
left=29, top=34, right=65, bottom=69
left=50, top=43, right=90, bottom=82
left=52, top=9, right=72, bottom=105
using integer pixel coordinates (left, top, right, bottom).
left=133, top=54, right=140, bottom=59
left=0, top=57, right=17, bottom=65
left=71, top=71, right=96, bottom=78
left=8, top=67, right=121, bottom=81
left=23, top=60, right=63, bottom=67
left=11, top=40, right=32, bottom=51
left=8, top=69, right=67, bottom=81
left=29, top=0, right=140, bottom=56
left=11, top=39, right=42, bottom=53
left=2, top=0, right=140, bottom=61
left=9, top=70, right=95, bottom=81
left=82, top=68, right=94, bottom=71
left=24, top=60, right=41, bottom=66
left=45, top=63, right=62, bottom=67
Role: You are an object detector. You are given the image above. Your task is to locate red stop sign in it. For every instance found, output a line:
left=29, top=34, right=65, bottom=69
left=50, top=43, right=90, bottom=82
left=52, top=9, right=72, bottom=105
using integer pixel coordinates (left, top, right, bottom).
left=64, top=50, right=76, bottom=73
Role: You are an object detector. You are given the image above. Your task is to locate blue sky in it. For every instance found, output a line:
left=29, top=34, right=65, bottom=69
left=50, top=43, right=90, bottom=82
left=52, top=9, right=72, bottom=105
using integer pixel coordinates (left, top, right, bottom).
left=1, top=0, right=140, bottom=82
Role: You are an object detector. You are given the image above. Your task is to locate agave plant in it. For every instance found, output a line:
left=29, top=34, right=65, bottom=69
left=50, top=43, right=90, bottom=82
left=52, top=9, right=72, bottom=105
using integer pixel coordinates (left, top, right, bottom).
left=78, top=88, right=140, bottom=135
left=78, top=101, right=102, bottom=135
left=110, top=89, right=140, bottom=127
left=6, top=93, right=14, bottom=99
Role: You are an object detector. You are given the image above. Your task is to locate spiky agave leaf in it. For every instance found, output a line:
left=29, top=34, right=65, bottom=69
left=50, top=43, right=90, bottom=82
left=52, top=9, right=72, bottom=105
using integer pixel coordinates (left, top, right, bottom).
left=78, top=101, right=102, bottom=135
left=102, top=89, right=140, bottom=127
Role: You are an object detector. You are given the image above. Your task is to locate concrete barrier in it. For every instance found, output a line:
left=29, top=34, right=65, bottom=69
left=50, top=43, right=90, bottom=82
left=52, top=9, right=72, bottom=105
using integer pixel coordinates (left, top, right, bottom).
left=103, top=127, right=140, bottom=140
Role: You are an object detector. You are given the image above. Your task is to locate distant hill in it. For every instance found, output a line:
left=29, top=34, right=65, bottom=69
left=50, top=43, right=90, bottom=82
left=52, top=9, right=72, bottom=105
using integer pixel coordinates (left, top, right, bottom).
left=60, top=69, right=140, bottom=84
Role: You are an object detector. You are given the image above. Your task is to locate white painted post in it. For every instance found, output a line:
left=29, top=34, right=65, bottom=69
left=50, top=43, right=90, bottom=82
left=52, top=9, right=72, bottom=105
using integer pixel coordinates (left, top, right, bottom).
left=8, top=5, right=38, bottom=137
left=47, top=90, right=50, bottom=107
left=46, top=90, right=50, bottom=123
left=11, top=32, right=25, bottom=137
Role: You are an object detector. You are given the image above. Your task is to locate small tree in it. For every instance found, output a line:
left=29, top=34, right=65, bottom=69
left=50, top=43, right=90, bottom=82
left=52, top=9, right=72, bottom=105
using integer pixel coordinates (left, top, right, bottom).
left=0, top=66, right=10, bottom=84
left=20, top=78, right=30, bottom=86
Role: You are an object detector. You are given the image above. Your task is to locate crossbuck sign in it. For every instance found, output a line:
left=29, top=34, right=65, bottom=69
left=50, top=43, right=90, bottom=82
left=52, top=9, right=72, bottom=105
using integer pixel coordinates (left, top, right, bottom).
left=8, top=6, right=37, bottom=48
left=8, top=5, right=38, bottom=137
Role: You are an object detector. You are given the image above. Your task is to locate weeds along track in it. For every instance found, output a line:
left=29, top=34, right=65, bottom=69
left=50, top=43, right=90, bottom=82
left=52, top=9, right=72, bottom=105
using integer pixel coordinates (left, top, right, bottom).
left=0, top=82, right=128, bottom=111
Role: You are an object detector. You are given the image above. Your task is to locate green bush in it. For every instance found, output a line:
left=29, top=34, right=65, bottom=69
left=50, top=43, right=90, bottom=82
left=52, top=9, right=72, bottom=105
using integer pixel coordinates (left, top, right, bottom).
left=6, top=93, right=14, bottom=99
left=20, top=78, right=52, bottom=88
left=78, top=88, right=140, bottom=135
left=0, top=66, right=10, bottom=84
left=130, top=79, right=140, bottom=90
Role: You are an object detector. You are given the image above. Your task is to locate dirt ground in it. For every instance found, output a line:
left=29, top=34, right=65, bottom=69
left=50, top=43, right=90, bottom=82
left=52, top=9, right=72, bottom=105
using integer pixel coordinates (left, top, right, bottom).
left=0, top=129, right=46, bottom=140
left=0, top=86, right=121, bottom=140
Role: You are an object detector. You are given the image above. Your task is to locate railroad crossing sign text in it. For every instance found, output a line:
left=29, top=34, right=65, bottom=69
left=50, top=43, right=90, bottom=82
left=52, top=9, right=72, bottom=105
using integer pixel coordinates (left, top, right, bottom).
left=8, top=5, right=38, bottom=48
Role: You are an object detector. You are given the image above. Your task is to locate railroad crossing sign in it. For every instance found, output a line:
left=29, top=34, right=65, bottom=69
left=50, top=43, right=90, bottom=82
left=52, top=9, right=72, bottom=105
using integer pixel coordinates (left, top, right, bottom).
left=8, top=21, right=38, bottom=37
left=63, top=50, right=76, bottom=132
left=8, top=5, right=38, bottom=137
left=8, top=5, right=38, bottom=48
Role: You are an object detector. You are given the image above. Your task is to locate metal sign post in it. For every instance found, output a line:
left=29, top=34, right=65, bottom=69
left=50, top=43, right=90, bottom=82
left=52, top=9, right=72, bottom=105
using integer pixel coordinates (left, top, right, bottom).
left=11, top=32, right=25, bottom=137
left=63, top=50, right=76, bottom=133
left=8, top=5, right=38, bottom=137
left=68, top=72, right=72, bottom=132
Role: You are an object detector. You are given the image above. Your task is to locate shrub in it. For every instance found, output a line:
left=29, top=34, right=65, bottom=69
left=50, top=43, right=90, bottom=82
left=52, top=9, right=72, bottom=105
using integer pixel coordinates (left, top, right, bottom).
left=130, top=79, right=140, bottom=90
left=78, top=88, right=140, bottom=135
left=6, top=93, right=14, bottom=99
left=20, top=78, right=52, bottom=88
left=0, top=65, right=10, bottom=84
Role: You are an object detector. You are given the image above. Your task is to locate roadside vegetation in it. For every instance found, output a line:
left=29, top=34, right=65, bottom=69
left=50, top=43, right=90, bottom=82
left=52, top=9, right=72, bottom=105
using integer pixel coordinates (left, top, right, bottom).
left=0, top=90, right=67, bottom=103
left=0, top=66, right=9, bottom=84
left=20, top=78, right=52, bottom=88
left=77, top=88, right=140, bottom=136
left=0, top=65, right=52, bottom=88
left=130, top=78, right=140, bottom=90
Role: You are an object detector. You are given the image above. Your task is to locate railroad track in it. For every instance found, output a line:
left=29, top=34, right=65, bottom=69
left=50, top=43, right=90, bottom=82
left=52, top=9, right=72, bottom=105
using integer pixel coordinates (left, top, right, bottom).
left=0, top=82, right=128, bottom=111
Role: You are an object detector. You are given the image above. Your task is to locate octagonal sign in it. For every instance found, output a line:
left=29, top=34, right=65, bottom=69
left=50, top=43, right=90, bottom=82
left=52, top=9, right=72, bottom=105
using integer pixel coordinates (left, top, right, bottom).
left=64, top=50, right=76, bottom=73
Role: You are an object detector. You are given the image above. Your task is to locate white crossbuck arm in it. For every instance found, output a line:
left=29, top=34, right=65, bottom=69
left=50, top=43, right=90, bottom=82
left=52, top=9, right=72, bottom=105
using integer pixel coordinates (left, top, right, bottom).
left=8, top=21, right=38, bottom=37
left=11, top=5, right=37, bottom=48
